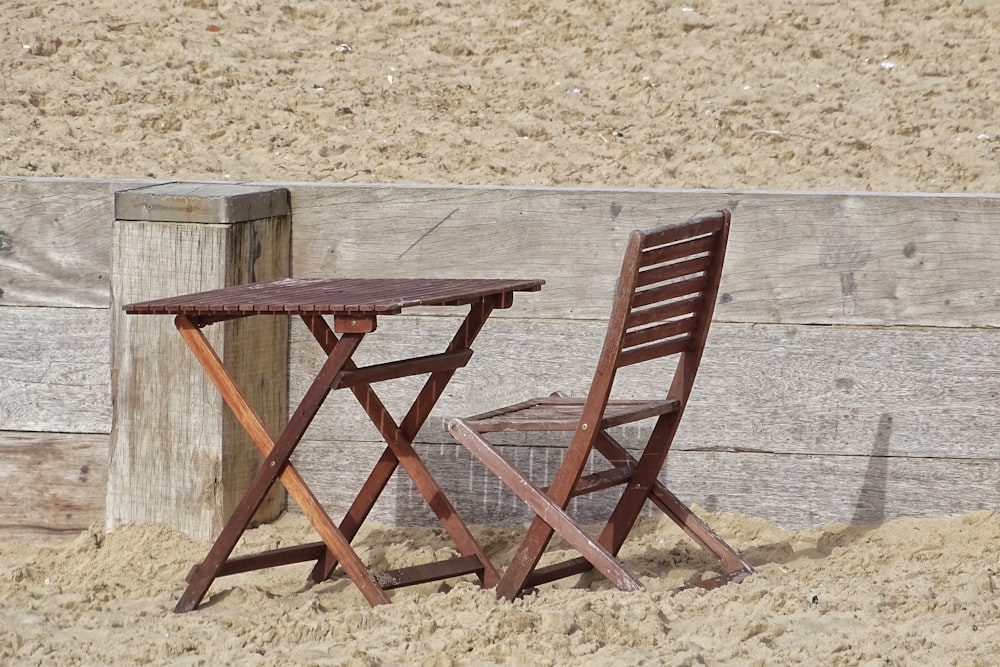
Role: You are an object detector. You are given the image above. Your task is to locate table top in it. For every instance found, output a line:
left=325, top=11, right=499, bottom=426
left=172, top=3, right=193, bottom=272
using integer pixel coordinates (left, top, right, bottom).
left=124, top=277, right=544, bottom=316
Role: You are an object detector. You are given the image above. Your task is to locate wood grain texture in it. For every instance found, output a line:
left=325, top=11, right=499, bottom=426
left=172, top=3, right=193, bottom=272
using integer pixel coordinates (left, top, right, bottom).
left=279, top=183, right=1000, bottom=327
left=289, top=315, right=1000, bottom=460
left=0, top=177, right=157, bottom=308
left=107, top=214, right=290, bottom=540
left=0, top=306, right=111, bottom=433
left=5, top=177, right=1000, bottom=536
left=5, top=177, right=1000, bottom=326
left=289, top=440, right=1000, bottom=531
left=0, top=431, right=108, bottom=545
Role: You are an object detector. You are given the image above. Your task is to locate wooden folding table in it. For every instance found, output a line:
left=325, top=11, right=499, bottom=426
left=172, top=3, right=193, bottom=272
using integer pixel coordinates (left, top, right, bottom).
left=123, top=277, right=543, bottom=611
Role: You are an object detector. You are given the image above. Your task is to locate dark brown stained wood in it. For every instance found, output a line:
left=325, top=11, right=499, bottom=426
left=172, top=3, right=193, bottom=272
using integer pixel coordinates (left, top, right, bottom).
left=334, top=349, right=474, bottom=389
left=124, top=277, right=543, bottom=316
left=373, top=554, right=485, bottom=590
left=458, top=398, right=679, bottom=432
left=626, top=296, right=702, bottom=328
left=446, top=212, right=750, bottom=599
left=636, top=255, right=711, bottom=287
left=622, top=319, right=692, bottom=349
left=617, top=336, right=691, bottom=368
left=163, top=278, right=545, bottom=610
left=641, top=235, right=716, bottom=266
left=632, top=275, right=708, bottom=308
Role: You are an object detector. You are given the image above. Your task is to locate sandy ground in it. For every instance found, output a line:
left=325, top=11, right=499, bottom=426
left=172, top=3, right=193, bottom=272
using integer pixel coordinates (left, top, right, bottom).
left=3, top=0, right=1000, bottom=665
left=2, top=0, right=999, bottom=192
left=2, top=511, right=999, bottom=666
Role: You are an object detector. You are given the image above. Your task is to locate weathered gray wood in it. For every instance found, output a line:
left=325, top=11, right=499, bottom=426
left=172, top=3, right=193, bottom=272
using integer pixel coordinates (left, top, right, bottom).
left=0, top=306, right=111, bottom=433
left=290, top=440, right=1000, bottom=531
left=107, top=183, right=291, bottom=541
left=4, top=176, right=1000, bottom=536
left=289, top=316, right=1000, bottom=461
left=0, top=431, right=108, bottom=545
left=6, top=176, right=1000, bottom=326
left=281, top=183, right=1000, bottom=328
left=0, top=177, right=155, bottom=308
left=15, top=266, right=1000, bottom=465
left=116, top=181, right=291, bottom=224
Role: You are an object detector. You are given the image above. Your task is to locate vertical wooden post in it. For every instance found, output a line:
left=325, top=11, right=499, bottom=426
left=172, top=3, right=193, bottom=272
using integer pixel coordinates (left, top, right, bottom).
left=107, top=183, right=291, bottom=540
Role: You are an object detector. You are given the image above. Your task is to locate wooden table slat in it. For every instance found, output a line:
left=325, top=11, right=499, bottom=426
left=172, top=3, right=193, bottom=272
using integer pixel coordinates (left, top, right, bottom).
left=124, top=278, right=544, bottom=315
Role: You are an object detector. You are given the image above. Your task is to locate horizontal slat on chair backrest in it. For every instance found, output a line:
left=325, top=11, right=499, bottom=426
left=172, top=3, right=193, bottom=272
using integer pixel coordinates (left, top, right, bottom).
left=631, top=274, right=708, bottom=309
left=640, top=235, right=715, bottom=269
left=622, top=318, right=693, bottom=349
left=617, top=335, right=692, bottom=367
left=615, top=216, right=724, bottom=369
left=636, top=255, right=712, bottom=288
left=626, top=295, right=702, bottom=329
left=640, top=215, right=723, bottom=248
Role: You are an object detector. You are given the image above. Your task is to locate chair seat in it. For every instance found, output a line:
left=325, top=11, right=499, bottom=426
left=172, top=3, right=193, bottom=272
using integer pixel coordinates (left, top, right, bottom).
left=464, top=396, right=680, bottom=432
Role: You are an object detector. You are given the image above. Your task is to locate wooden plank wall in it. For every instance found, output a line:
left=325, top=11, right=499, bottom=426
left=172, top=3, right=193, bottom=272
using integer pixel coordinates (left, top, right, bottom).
left=276, top=185, right=1000, bottom=529
left=3, top=176, right=1000, bottom=543
left=0, top=177, right=154, bottom=544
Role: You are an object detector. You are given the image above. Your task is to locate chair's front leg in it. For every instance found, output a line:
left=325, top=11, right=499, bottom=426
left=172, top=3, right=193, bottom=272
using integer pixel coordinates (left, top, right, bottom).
left=449, top=419, right=641, bottom=599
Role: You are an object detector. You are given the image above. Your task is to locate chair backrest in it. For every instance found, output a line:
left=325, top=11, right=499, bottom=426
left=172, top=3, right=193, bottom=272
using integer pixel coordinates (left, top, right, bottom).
left=581, top=210, right=731, bottom=421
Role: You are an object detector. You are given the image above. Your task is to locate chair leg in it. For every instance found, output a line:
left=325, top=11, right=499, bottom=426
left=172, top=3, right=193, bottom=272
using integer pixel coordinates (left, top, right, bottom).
left=449, top=419, right=642, bottom=599
left=598, top=414, right=681, bottom=554
left=593, top=430, right=754, bottom=583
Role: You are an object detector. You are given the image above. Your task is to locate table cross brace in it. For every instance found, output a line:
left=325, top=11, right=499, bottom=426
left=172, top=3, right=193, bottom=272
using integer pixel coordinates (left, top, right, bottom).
left=171, top=294, right=506, bottom=611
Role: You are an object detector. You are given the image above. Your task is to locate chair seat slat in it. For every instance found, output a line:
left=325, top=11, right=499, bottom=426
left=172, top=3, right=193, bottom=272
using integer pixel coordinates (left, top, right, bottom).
left=463, top=398, right=680, bottom=432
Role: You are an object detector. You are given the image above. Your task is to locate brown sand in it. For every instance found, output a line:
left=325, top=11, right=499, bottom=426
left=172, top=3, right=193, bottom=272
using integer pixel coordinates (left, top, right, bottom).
left=3, top=511, right=999, bottom=665
left=3, top=0, right=999, bottom=191
left=3, top=0, right=1000, bottom=664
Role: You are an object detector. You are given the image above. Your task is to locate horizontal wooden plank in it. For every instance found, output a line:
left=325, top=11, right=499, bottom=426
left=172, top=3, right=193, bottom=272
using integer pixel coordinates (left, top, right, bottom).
left=0, top=306, right=111, bottom=433
left=289, top=440, right=1000, bottom=531
left=290, top=315, right=1000, bottom=460
left=0, top=431, right=108, bottom=545
left=279, top=182, right=1000, bottom=328
left=6, top=176, right=1000, bottom=327
left=9, top=298, right=999, bottom=462
left=0, top=177, right=160, bottom=308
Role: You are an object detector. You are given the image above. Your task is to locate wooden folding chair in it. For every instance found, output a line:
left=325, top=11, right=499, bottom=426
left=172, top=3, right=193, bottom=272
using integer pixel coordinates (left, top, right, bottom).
left=448, top=210, right=754, bottom=600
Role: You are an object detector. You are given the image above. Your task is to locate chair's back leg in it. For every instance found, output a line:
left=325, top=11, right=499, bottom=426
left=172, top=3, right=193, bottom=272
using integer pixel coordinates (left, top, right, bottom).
left=593, top=427, right=755, bottom=582
left=596, top=412, right=682, bottom=553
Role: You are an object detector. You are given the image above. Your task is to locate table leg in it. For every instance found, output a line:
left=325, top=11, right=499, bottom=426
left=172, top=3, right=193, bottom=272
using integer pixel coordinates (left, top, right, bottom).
left=172, top=315, right=391, bottom=610
left=301, top=300, right=502, bottom=588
